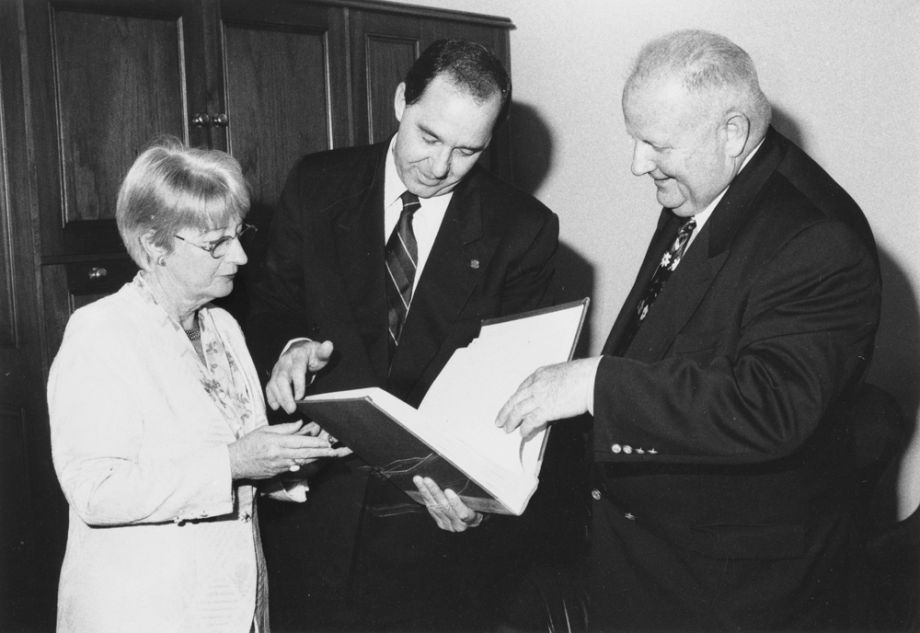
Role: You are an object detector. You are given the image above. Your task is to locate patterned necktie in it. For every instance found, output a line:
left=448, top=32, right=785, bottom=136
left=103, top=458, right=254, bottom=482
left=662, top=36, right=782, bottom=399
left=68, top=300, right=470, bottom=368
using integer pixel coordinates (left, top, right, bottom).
left=635, top=217, right=697, bottom=322
left=609, top=217, right=697, bottom=357
left=385, top=192, right=421, bottom=358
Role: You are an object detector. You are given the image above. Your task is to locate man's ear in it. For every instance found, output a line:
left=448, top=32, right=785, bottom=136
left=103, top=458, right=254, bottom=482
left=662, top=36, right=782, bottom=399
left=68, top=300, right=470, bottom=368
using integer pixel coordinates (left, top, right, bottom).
left=393, top=82, right=407, bottom=123
left=723, top=111, right=750, bottom=158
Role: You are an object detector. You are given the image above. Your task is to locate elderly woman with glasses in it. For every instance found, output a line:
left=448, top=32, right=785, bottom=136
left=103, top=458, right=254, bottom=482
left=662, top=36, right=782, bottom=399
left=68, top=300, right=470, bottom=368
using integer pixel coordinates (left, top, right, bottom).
left=47, top=137, right=348, bottom=633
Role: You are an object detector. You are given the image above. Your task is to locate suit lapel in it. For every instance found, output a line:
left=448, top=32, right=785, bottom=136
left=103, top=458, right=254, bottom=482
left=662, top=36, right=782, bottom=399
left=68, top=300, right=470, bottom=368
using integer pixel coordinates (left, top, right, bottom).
left=626, top=227, right=728, bottom=362
left=310, top=144, right=390, bottom=386
left=602, top=210, right=680, bottom=355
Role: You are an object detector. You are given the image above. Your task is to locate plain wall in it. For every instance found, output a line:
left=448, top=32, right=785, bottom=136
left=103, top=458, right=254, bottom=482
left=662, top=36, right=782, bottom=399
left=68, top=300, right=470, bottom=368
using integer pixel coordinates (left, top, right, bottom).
left=400, top=0, right=920, bottom=517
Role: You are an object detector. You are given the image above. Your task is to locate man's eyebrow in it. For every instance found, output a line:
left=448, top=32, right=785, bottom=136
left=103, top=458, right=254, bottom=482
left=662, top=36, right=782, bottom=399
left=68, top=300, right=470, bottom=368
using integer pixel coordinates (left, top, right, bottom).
left=418, top=123, right=440, bottom=140
left=417, top=123, right=485, bottom=153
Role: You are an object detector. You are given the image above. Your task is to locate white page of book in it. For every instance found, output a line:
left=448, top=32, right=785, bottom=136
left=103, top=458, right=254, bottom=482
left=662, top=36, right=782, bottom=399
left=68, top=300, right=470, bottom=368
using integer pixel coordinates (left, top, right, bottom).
left=418, top=302, right=586, bottom=475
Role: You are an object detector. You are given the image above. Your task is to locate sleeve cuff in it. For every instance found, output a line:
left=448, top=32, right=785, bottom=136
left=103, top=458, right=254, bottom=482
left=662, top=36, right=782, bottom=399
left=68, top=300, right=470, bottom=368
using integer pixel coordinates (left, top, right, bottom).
left=262, top=477, right=310, bottom=503
left=586, top=356, right=603, bottom=416
left=281, top=337, right=313, bottom=355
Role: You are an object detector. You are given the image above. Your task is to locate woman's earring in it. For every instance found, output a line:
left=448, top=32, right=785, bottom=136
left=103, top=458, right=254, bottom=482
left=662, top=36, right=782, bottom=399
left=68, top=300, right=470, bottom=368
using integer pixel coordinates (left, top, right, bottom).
left=157, top=256, right=166, bottom=266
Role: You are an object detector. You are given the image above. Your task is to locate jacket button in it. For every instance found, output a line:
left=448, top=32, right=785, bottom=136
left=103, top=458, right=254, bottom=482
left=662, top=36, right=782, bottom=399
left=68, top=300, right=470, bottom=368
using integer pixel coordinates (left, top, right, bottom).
left=624, top=512, right=637, bottom=521
left=591, top=488, right=602, bottom=501
left=611, top=443, right=622, bottom=454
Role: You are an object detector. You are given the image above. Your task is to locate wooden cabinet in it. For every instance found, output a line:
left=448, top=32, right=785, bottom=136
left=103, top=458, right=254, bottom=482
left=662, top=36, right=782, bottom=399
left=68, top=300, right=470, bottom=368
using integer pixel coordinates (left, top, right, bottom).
left=24, top=0, right=357, bottom=351
left=0, top=4, right=52, bottom=627
left=0, top=1, right=512, bottom=629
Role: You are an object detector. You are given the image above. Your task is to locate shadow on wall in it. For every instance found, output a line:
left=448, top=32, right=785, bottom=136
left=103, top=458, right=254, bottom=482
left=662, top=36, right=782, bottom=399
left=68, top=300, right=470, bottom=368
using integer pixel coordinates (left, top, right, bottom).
left=508, top=101, right=596, bottom=356
left=509, top=101, right=553, bottom=195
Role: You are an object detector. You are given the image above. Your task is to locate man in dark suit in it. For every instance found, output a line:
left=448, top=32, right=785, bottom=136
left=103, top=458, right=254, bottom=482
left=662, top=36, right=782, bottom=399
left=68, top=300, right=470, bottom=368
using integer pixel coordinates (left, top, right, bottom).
left=247, top=40, right=563, bottom=632
left=497, top=29, right=881, bottom=631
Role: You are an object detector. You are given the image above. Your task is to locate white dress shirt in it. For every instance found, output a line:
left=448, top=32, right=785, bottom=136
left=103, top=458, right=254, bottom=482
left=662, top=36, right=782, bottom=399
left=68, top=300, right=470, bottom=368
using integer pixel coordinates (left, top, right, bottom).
left=384, top=135, right=451, bottom=294
left=282, top=135, right=452, bottom=354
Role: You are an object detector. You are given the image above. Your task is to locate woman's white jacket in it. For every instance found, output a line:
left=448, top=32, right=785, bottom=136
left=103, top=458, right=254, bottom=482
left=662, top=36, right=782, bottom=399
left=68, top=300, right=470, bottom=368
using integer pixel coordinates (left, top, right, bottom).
left=48, top=281, right=272, bottom=633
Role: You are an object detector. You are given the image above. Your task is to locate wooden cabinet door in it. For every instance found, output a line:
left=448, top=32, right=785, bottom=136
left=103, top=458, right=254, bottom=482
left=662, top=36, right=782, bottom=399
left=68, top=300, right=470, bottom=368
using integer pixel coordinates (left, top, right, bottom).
left=214, top=0, right=351, bottom=214
left=1, top=3, right=66, bottom=629
left=349, top=9, right=422, bottom=146
left=204, top=0, right=351, bottom=319
left=23, top=0, right=198, bottom=260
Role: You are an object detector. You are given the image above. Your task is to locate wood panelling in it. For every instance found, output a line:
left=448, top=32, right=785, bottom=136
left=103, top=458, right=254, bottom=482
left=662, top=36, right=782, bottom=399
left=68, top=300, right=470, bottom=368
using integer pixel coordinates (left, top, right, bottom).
left=38, top=2, right=190, bottom=257
left=349, top=10, right=422, bottom=146
left=0, top=404, right=31, bottom=628
left=365, top=35, right=418, bottom=141
left=223, top=25, right=332, bottom=202
left=52, top=9, right=186, bottom=223
left=0, top=70, right=13, bottom=349
left=1, top=3, right=68, bottom=629
left=219, top=9, right=348, bottom=210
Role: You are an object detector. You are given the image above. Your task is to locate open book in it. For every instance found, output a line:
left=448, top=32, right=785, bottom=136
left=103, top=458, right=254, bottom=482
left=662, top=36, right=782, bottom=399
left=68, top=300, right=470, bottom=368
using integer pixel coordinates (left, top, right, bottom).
left=296, top=298, right=589, bottom=515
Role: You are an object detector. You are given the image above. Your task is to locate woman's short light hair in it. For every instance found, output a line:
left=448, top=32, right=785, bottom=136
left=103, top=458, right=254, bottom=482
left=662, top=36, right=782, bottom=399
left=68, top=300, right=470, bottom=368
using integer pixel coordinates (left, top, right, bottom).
left=116, top=136, right=250, bottom=267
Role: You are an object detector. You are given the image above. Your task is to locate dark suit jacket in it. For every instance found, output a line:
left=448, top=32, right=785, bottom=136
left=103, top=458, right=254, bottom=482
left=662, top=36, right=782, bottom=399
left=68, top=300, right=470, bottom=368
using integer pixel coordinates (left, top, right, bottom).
left=590, top=128, right=881, bottom=630
left=247, top=141, right=559, bottom=622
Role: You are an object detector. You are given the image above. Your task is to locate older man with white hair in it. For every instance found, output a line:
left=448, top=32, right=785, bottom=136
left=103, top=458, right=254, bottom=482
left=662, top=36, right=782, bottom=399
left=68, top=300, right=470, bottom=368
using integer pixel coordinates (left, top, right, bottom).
left=497, top=29, right=881, bottom=630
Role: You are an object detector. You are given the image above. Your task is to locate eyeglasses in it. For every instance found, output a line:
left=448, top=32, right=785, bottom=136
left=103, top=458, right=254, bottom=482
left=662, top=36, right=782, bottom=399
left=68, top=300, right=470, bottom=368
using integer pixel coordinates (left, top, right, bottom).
left=175, top=223, right=256, bottom=259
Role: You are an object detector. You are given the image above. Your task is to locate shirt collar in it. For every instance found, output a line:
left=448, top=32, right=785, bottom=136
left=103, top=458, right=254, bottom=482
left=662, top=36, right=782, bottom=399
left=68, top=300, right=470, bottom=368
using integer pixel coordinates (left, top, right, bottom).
left=384, top=135, right=405, bottom=208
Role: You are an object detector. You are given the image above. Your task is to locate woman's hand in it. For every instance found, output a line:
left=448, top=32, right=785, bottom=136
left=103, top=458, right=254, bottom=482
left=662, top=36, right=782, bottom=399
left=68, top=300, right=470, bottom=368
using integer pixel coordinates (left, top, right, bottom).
left=228, top=420, right=350, bottom=480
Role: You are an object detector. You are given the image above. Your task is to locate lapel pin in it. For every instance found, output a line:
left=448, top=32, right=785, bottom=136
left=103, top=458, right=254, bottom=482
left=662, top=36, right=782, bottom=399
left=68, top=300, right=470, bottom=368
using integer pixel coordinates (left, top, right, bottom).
left=469, top=259, right=480, bottom=270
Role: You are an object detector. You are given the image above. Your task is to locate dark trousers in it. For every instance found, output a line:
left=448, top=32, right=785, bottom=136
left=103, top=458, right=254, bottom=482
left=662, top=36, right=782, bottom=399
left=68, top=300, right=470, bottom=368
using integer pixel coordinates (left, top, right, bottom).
left=348, top=507, right=502, bottom=632
left=585, top=495, right=851, bottom=632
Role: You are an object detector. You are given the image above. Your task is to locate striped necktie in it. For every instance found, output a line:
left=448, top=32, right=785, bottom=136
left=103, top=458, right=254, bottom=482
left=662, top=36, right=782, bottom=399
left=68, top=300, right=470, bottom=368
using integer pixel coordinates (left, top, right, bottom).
left=385, top=192, right=421, bottom=358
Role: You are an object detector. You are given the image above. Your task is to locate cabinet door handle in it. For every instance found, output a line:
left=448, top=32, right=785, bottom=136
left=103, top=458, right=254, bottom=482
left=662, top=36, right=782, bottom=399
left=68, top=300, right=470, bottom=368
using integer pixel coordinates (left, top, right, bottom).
left=191, top=112, right=211, bottom=127
left=88, top=266, right=108, bottom=281
left=211, top=113, right=229, bottom=128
